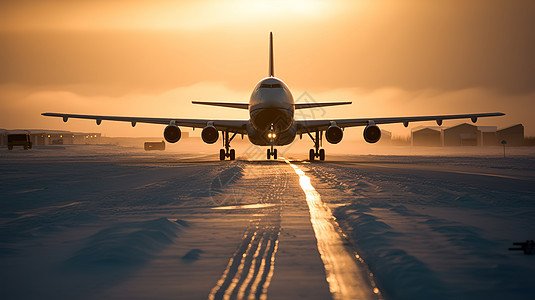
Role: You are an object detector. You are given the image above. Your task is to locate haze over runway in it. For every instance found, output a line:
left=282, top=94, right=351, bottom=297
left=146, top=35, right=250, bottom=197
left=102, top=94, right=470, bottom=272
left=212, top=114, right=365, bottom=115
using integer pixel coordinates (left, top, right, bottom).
left=1, top=0, right=534, bottom=137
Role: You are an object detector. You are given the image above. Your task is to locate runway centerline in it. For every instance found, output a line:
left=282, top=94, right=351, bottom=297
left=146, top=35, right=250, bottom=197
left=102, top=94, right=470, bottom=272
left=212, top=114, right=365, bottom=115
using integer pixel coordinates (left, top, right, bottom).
left=283, top=158, right=381, bottom=300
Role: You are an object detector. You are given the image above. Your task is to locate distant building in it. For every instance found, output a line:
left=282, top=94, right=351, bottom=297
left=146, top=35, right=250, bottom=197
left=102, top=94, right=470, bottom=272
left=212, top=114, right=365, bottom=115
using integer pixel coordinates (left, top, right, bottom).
left=443, top=123, right=479, bottom=146
left=478, top=126, right=498, bottom=146
left=410, top=123, right=526, bottom=147
left=1, top=130, right=101, bottom=146
left=0, top=129, right=6, bottom=146
left=497, top=124, right=524, bottom=146
left=1, top=129, right=31, bottom=147
left=377, top=129, right=392, bottom=145
left=412, top=126, right=442, bottom=147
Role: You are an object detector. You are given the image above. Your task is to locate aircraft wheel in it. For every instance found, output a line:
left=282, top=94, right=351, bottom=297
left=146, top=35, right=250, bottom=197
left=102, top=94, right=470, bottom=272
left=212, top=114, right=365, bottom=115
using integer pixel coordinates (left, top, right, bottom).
left=309, top=149, right=315, bottom=161
left=267, top=149, right=271, bottom=159
left=8, top=145, right=13, bottom=150
left=273, top=149, right=278, bottom=159
left=219, top=149, right=226, bottom=160
left=319, top=149, right=325, bottom=161
left=229, top=149, right=235, bottom=160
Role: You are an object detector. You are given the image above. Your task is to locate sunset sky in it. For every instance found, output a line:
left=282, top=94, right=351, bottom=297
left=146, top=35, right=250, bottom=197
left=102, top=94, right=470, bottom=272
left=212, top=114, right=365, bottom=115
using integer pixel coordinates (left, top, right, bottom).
left=1, top=0, right=534, bottom=137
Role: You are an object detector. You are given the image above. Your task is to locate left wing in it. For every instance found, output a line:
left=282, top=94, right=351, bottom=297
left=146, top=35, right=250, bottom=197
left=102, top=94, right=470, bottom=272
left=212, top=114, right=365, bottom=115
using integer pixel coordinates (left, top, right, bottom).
left=41, top=113, right=249, bottom=134
left=296, top=112, right=505, bottom=133
left=192, top=101, right=249, bottom=110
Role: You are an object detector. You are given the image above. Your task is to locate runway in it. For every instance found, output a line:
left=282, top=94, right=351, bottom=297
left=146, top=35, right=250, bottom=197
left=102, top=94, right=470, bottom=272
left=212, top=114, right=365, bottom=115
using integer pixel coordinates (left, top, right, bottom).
left=1, top=144, right=534, bottom=299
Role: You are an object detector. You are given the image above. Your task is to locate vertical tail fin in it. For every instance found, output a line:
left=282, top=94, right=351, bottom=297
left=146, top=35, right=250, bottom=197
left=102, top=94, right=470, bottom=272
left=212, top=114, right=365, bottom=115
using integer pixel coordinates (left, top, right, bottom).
left=269, top=32, right=274, bottom=77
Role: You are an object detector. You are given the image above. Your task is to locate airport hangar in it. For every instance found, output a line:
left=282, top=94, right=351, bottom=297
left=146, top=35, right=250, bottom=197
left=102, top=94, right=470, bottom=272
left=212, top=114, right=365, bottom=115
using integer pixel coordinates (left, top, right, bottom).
left=411, top=123, right=524, bottom=147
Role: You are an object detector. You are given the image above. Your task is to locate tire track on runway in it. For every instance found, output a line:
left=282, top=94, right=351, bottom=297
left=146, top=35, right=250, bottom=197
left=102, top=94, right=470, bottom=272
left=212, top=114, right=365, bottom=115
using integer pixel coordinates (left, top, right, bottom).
left=208, top=218, right=281, bottom=300
left=208, top=162, right=285, bottom=300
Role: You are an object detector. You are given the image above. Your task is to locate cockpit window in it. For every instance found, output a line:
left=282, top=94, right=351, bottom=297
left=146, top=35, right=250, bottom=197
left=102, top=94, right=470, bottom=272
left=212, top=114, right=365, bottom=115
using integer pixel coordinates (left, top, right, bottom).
left=260, top=83, right=283, bottom=88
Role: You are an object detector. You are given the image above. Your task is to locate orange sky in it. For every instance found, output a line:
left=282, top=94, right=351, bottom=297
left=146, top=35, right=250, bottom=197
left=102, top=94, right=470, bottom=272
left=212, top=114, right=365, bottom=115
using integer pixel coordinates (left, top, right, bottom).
left=1, top=0, right=534, bottom=137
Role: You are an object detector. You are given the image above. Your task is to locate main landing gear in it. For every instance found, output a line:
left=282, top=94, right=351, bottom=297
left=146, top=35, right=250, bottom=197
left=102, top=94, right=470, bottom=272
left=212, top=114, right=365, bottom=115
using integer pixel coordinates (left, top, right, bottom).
left=220, top=130, right=236, bottom=161
left=307, top=130, right=325, bottom=161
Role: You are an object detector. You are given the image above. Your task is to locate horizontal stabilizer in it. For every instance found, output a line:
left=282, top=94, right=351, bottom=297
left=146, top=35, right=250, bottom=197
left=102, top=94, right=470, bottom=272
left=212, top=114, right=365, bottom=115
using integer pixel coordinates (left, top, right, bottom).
left=295, top=102, right=352, bottom=109
left=192, top=101, right=249, bottom=109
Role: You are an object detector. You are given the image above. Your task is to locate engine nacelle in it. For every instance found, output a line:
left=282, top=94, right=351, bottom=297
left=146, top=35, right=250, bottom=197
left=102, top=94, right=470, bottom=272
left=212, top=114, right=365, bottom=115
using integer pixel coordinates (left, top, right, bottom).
left=326, top=125, right=343, bottom=144
left=363, top=124, right=381, bottom=143
left=164, top=125, right=181, bottom=143
left=201, top=125, right=219, bottom=144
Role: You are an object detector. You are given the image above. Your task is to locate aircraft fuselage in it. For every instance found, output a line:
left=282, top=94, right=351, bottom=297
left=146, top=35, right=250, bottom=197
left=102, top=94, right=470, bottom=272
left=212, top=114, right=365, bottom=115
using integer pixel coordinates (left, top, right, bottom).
left=247, top=77, right=297, bottom=146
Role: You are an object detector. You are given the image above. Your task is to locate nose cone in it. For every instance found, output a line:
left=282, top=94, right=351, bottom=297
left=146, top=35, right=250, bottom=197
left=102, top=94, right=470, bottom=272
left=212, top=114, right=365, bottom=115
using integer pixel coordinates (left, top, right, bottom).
left=261, top=95, right=285, bottom=108
left=251, top=108, right=292, bottom=132
left=252, top=88, right=291, bottom=109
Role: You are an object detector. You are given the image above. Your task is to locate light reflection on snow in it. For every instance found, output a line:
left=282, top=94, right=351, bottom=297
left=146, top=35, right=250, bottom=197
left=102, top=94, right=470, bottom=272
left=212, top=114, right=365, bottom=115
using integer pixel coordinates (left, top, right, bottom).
left=208, top=229, right=280, bottom=300
left=211, top=203, right=278, bottom=210
left=208, top=211, right=281, bottom=300
left=237, top=234, right=264, bottom=299
left=224, top=233, right=259, bottom=299
left=12, top=188, right=46, bottom=194
left=284, top=158, right=381, bottom=300
left=260, top=239, right=279, bottom=300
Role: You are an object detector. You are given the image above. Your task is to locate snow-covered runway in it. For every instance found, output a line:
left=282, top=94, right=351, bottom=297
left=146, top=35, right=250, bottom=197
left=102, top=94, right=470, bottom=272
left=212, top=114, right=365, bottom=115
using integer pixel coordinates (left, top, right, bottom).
left=1, top=145, right=534, bottom=299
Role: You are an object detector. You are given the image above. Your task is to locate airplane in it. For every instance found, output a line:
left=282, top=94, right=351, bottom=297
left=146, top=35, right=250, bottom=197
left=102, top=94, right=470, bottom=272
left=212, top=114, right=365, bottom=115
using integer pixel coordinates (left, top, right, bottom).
left=43, top=33, right=504, bottom=161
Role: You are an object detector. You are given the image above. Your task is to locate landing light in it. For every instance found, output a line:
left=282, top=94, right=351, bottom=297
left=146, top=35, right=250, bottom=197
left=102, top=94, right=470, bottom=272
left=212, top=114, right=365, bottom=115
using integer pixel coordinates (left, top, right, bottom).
left=268, top=133, right=276, bottom=138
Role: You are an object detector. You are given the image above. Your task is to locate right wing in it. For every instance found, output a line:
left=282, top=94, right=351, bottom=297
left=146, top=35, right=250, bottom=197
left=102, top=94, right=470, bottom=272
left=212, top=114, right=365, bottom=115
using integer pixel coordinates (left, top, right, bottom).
left=41, top=113, right=249, bottom=134
left=296, top=112, right=505, bottom=133
left=294, top=102, right=352, bottom=109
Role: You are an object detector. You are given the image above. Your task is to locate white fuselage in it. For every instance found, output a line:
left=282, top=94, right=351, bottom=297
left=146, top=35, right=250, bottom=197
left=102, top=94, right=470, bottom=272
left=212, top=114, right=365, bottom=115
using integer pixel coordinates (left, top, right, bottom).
left=247, top=77, right=297, bottom=146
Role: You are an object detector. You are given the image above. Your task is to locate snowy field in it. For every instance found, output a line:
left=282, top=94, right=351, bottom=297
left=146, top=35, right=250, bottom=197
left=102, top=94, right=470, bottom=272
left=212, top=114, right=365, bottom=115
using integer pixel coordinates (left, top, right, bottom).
left=1, top=143, right=534, bottom=299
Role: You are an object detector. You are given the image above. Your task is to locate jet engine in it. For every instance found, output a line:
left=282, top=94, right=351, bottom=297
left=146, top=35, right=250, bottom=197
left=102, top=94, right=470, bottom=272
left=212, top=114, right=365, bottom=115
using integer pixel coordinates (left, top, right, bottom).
left=363, top=124, right=381, bottom=143
left=201, top=125, right=219, bottom=144
left=164, top=124, right=181, bottom=143
left=326, top=125, right=343, bottom=144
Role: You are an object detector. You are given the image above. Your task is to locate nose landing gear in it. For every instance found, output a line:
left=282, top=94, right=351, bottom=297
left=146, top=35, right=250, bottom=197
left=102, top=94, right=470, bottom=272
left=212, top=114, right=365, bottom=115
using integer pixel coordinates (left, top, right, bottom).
left=266, top=123, right=278, bottom=160
left=267, top=148, right=278, bottom=159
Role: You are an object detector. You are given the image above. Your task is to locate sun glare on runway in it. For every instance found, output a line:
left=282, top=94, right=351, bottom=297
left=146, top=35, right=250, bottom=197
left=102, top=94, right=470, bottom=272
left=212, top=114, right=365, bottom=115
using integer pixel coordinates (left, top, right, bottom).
left=284, top=158, right=381, bottom=300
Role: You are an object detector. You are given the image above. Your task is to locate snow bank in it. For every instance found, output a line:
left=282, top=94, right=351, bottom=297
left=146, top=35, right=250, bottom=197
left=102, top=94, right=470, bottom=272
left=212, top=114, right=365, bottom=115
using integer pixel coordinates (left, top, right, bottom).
left=307, top=156, right=535, bottom=299
left=1, top=210, right=101, bottom=244
left=336, top=204, right=450, bottom=299
left=65, top=218, right=187, bottom=267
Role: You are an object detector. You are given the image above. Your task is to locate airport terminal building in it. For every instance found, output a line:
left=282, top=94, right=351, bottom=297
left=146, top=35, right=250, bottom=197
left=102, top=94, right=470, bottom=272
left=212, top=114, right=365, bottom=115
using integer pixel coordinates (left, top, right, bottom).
left=411, top=123, right=524, bottom=147
left=0, top=129, right=101, bottom=147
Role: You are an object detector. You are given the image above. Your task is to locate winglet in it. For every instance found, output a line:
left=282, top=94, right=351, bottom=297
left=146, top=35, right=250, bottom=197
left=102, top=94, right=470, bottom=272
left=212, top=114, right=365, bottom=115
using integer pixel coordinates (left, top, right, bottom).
left=269, top=32, right=274, bottom=77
